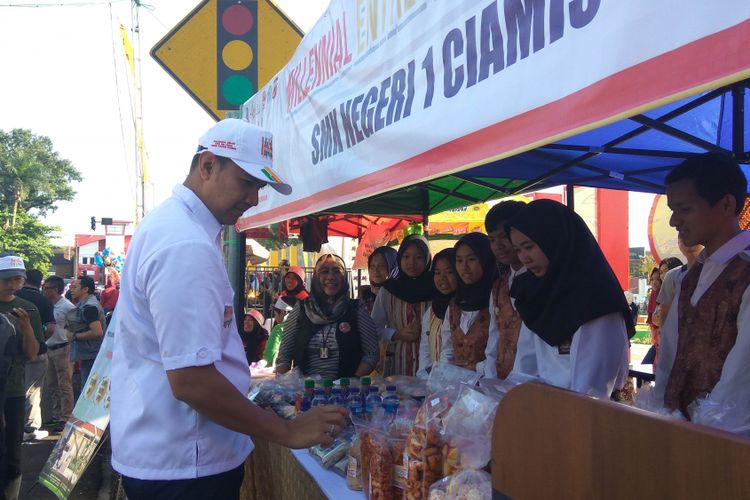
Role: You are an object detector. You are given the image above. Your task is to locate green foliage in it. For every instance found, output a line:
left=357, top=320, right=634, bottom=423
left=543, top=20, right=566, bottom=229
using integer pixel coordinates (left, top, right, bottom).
left=0, top=128, right=82, bottom=221
left=639, top=253, right=657, bottom=278
left=0, top=209, right=56, bottom=271
left=0, top=129, right=80, bottom=270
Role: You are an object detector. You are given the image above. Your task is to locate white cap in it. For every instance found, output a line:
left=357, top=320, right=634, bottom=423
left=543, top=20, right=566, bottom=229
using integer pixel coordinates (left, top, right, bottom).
left=274, top=297, right=293, bottom=312
left=197, top=119, right=292, bottom=195
left=0, top=254, right=26, bottom=279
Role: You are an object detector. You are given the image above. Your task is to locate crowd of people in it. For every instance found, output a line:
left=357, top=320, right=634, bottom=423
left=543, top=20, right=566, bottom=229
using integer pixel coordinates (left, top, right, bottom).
left=268, top=151, right=749, bottom=419
left=1, top=120, right=739, bottom=500
left=0, top=259, right=112, bottom=498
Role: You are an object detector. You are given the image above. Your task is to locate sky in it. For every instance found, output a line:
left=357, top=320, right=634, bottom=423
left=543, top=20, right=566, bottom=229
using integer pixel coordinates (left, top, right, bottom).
left=0, top=0, right=655, bottom=249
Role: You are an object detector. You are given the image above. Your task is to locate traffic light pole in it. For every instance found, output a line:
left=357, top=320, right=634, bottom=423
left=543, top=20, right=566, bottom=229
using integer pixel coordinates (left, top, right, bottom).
left=223, top=226, right=246, bottom=331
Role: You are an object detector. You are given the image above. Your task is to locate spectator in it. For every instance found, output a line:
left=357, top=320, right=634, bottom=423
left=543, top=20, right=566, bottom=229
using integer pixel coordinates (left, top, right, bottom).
left=99, top=273, right=120, bottom=314
left=278, top=266, right=309, bottom=309
left=42, top=276, right=75, bottom=429
left=0, top=253, right=42, bottom=498
left=262, top=297, right=293, bottom=366
left=240, top=310, right=268, bottom=365
left=15, top=269, right=53, bottom=442
left=66, top=275, right=105, bottom=385
left=359, top=246, right=399, bottom=313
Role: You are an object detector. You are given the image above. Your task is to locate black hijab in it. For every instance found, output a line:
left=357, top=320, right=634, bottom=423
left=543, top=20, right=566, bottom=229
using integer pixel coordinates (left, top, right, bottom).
left=430, top=248, right=457, bottom=320
left=382, top=234, right=434, bottom=303
left=508, top=199, right=635, bottom=347
left=454, top=233, right=498, bottom=312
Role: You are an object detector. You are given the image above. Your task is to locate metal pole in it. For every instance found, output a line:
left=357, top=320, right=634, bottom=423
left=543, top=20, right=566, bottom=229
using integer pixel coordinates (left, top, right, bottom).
left=732, top=84, right=746, bottom=161
left=224, top=226, right=247, bottom=330
left=566, top=184, right=575, bottom=210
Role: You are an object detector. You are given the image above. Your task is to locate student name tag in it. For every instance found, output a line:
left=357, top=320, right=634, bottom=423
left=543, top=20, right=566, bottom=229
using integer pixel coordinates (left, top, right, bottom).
left=320, top=347, right=329, bottom=359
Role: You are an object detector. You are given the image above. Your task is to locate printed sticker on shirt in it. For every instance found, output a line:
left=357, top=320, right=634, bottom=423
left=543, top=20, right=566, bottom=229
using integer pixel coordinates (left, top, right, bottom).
left=339, top=322, right=351, bottom=333
left=223, top=305, right=233, bottom=328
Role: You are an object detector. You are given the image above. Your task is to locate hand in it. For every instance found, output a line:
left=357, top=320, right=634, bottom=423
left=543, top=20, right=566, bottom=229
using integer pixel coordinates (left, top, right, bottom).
left=10, top=308, right=31, bottom=332
left=283, top=405, right=348, bottom=449
left=395, top=323, right=420, bottom=342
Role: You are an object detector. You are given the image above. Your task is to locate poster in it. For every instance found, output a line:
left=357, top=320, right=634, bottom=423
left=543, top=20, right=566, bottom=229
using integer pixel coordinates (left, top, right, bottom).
left=39, top=311, right=115, bottom=499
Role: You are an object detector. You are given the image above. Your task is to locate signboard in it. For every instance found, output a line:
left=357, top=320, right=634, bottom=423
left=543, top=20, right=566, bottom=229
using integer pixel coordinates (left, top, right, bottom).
left=151, top=0, right=303, bottom=120
left=237, top=0, right=750, bottom=230
left=40, top=312, right=117, bottom=499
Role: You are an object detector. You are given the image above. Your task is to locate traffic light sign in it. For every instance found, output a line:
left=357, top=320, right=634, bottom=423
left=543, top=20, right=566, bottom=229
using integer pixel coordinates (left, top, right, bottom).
left=217, top=0, right=257, bottom=109
left=151, top=0, right=303, bottom=121
left=90, top=216, right=96, bottom=231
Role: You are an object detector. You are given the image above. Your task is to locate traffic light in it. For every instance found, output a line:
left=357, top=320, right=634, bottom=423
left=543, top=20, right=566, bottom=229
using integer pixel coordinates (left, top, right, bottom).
left=90, top=216, right=96, bottom=231
left=217, top=0, right=258, bottom=111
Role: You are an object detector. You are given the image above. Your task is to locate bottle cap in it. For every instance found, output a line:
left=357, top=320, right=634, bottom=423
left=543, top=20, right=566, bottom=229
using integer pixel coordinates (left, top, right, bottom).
left=323, top=379, right=333, bottom=387
left=304, top=379, right=315, bottom=389
left=360, top=376, right=371, bottom=385
left=340, top=377, right=350, bottom=386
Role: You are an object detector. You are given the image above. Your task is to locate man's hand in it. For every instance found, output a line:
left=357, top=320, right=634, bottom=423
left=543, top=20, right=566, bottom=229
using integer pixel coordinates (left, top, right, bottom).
left=283, top=405, right=348, bottom=449
left=11, top=308, right=38, bottom=361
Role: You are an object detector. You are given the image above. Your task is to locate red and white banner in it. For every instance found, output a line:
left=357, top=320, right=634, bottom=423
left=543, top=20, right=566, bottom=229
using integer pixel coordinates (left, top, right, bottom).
left=238, top=0, right=750, bottom=230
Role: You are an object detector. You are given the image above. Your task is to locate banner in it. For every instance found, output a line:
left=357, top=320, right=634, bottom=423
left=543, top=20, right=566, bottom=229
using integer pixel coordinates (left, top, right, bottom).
left=39, top=312, right=116, bottom=499
left=237, top=0, right=750, bottom=230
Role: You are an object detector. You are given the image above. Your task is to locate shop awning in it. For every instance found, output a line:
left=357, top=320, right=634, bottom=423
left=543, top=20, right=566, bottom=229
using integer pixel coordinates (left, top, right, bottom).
left=237, top=1, right=750, bottom=230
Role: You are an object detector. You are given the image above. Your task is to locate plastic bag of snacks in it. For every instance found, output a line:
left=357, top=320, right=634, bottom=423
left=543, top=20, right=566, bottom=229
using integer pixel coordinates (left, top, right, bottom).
left=405, top=389, right=458, bottom=500
left=427, top=469, right=491, bottom=500
left=426, top=362, right=481, bottom=394
left=441, top=385, right=501, bottom=472
left=360, top=425, right=394, bottom=500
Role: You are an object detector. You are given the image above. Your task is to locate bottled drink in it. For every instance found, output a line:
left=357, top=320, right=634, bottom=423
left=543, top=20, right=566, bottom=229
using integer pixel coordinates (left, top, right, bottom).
left=364, top=386, right=382, bottom=416
left=300, top=379, right=315, bottom=413
left=347, top=387, right=363, bottom=418
left=359, top=376, right=371, bottom=405
left=323, top=378, right=333, bottom=399
left=382, top=385, right=399, bottom=414
left=311, top=387, right=327, bottom=408
left=329, top=386, right=345, bottom=406
left=340, top=378, right=350, bottom=399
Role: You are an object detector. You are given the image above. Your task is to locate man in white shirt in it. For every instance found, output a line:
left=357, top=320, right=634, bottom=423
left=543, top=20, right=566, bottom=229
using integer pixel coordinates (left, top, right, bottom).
left=41, top=276, right=75, bottom=427
left=655, top=152, right=750, bottom=418
left=110, top=119, right=347, bottom=500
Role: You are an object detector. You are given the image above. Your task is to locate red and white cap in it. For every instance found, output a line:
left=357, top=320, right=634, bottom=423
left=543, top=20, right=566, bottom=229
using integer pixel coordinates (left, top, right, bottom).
left=197, top=119, right=292, bottom=195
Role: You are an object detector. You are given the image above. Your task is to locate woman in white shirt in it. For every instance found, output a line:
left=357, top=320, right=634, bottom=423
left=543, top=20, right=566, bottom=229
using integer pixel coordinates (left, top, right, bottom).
left=417, top=249, right=458, bottom=379
left=508, top=200, right=633, bottom=398
left=439, top=233, right=499, bottom=376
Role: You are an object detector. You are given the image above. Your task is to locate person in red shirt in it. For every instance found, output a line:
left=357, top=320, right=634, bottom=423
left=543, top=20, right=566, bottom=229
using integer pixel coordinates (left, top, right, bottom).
left=99, top=274, right=120, bottom=313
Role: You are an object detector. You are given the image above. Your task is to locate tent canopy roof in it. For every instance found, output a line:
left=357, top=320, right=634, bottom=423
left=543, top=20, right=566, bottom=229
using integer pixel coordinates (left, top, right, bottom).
left=325, top=81, right=750, bottom=217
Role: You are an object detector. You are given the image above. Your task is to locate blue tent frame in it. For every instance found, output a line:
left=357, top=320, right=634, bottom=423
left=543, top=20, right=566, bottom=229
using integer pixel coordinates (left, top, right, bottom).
left=326, top=80, right=749, bottom=217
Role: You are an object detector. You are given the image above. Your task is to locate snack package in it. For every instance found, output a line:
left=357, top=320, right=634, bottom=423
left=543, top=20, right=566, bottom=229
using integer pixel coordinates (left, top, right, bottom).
left=346, top=435, right=363, bottom=491
left=405, top=389, right=458, bottom=500
left=690, top=396, right=750, bottom=437
left=309, top=435, right=352, bottom=469
left=441, top=385, right=501, bottom=471
left=427, top=469, right=491, bottom=500
left=426, top=362, right=481, bottom=394
left=360, top=427, right=394, bottom=500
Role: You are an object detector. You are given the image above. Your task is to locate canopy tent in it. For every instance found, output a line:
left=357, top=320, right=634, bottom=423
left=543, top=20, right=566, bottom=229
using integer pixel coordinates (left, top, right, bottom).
left=236, top=1, right=750, bottom=231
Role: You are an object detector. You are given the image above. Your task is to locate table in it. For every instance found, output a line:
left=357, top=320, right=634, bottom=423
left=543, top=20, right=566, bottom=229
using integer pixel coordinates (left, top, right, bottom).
left=628, top=363, right=655, bottom=388
left=241, top=439, right=362, bottom=500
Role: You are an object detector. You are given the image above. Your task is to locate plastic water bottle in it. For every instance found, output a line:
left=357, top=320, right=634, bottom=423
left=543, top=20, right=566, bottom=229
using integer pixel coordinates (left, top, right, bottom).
left=329, top=386, right=345, bottom=406
left=300, top=379, right=315, bottom=413
left=382, top=385, right=399, bottom=415
left=347, top=387, right=363, bottom=418
left=340, top=378, right=350, bottom=399
left=311, top=388, right=327, bottom=408
left=364, top=386, right=382, bottom=416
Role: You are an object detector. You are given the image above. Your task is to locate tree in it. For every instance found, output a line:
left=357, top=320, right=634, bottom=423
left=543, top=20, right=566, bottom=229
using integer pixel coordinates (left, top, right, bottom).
left=0, top=210, right=56, bottom=271
left=0, top=128, right=82, bottom=229
left=0, top=129, right=81, bottom=270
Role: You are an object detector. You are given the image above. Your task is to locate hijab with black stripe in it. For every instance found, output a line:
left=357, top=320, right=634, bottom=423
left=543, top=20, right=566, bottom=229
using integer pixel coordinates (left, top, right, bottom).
left=382, top=234, right=434, bottom=303
left=367, top=246, right=399, bottom=286
left=508, top=199, right=635, bottom=347
left=430, top=248, right=457, bottom=320
left=454, top=232, right=498, bottom=312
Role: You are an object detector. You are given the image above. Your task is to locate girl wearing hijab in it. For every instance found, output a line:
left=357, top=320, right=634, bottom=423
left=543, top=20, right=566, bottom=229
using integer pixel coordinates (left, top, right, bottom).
left=439, top=233, right=499, bottom=375
left=416, top=249, right=458, bottom=379
left=371, top=234, right=434, bottom=376
left=240, top=309, right=269, bottom=365
left=360, top=246, right=399, bottom=312
left=508, top=200, right=633, bottom=398
left=275, top=254, right=379, bottom=379
left=279, top=266, right=309, bottom=308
